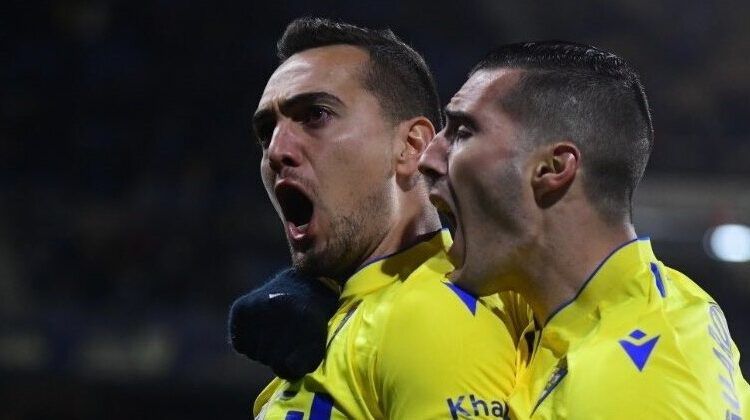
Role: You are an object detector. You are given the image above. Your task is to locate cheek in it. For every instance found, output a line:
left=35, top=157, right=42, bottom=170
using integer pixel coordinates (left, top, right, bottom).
left=315, top=110, right=394, bottom=197
left=449, top=147, right=522, bottom=218
left=312, top=146, right=376, bottom=209
left=331, top=131, right=392, bottom=178
left=259, top=160, right=274, bottom=190
left=449, top=147, right=495, bottom=196
left=258, top=161, right=281, bottom=214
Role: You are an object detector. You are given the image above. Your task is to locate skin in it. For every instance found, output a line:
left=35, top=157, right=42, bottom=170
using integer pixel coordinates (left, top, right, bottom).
left=419, top=68, right=636, bottom=322
left=254, top=44, right=440, bottom=281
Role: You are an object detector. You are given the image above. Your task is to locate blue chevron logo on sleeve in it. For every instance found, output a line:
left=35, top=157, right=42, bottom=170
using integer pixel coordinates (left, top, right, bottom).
left=619, top=329, right=660, bottom=371
left=725, top=411, right=742, bottom=420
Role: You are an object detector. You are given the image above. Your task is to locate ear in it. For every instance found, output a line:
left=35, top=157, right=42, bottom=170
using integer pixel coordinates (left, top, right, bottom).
left=395, top=116, right=436, bottom=178
left=531, top=142, right=580, bottom=208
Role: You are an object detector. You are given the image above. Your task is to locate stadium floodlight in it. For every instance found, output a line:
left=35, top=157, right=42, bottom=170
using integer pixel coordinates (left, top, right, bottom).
left=705, top=224, right=750, bottom=263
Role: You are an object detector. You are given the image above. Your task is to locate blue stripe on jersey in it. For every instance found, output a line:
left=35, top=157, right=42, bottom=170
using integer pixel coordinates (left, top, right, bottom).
left=650, top=262, right=666, bottom=298
left=310, top=393, right=334, bottom=420
left=444, top=282, right=478, bottom=315
left=285, top=411, right=303, bottom=420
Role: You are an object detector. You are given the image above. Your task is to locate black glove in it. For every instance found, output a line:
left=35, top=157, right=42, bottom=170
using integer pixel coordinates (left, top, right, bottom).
left=228, top=268, right=340, bottom=381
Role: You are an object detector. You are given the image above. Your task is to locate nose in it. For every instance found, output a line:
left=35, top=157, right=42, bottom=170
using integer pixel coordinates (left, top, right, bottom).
left=418, top=130, right=449, bottom=183
left=267, top=119, right=303, bottom=173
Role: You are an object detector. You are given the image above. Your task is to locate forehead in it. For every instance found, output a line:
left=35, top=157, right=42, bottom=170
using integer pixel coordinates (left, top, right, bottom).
left=258, top=45, right=369, bottom=109
left=447, top=68, right=523, bottom=115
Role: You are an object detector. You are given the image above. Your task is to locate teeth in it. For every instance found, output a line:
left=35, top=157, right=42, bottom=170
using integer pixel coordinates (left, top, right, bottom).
left=297, top=223, right=309, bottom=231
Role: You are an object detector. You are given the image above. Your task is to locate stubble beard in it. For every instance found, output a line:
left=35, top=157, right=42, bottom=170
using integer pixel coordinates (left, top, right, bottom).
left=459, top=165, right=527, bottom=294
left=289, top=188, right=390, bottom=282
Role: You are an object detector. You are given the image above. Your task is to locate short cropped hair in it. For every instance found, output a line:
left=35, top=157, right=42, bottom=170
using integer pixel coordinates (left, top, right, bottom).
left=277, top=17, right=442, bottom=129
left=472, top=41, right=654, bottom=223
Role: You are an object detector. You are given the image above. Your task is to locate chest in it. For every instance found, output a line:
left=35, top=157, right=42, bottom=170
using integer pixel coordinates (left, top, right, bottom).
left=258, top=303, right=380, bottom=420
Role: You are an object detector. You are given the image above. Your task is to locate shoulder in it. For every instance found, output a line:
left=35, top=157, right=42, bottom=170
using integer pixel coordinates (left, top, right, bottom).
left=382, top=271, right=516, bottom=349
left=564, top=266, right=743, bottom=418
left=376, top=277, right=516, bottom=379
left=366, top=266, right=518, bottom=417
left=661, top=264, right=714, bottom=303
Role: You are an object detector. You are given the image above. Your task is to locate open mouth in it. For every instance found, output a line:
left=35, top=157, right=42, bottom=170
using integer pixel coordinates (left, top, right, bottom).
left=428, top=191, right=464, bottom=268
left=429, top=194, right=457, bottom=232
left=275, top=183, right=314, bottom=229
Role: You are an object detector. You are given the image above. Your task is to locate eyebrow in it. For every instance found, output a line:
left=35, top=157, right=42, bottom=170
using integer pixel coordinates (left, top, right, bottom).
left=252, top=91, right=345, bottom=129
left=444, top=107, right=479, bottom=131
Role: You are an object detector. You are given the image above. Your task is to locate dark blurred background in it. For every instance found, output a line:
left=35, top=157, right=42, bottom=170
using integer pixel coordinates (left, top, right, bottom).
left=2, top=0, right=749, bottom=418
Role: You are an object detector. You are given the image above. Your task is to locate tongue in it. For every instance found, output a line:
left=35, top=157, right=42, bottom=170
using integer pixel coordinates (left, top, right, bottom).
left=288, top=221, right=310, bottom=241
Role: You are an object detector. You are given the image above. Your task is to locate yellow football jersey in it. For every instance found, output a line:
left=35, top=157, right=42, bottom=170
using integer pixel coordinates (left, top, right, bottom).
left=253, top=229, right=530, bottom=419
left=508, top=237, right=750, bottom=419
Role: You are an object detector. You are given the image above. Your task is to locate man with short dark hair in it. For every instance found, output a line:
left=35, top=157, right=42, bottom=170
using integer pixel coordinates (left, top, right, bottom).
left=419, top=41, right=750, bottom=418
left=247, top=18, right=530, bottom=419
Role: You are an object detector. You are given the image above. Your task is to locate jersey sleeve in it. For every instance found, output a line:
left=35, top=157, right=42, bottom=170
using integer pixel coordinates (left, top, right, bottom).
left=735, top=341, right=750, bottom=419
left=562, top=341, right=717, bottom=418
left=253, top=377, right=284, bottom=418
left=726, top=315, right=750, bottom=419
left=375, top=280, right=518, bottom=419
left=558, top=300, right=750, bottom=419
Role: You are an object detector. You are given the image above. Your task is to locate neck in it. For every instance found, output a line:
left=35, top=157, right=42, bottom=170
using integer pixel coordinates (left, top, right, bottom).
left=365, top=199, right=442, bottom=267
left=331, top=182, right=441, bottom=285
left=353, top=177, right=442, bottom=275
left=519, top=208, right=637, bottom=324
